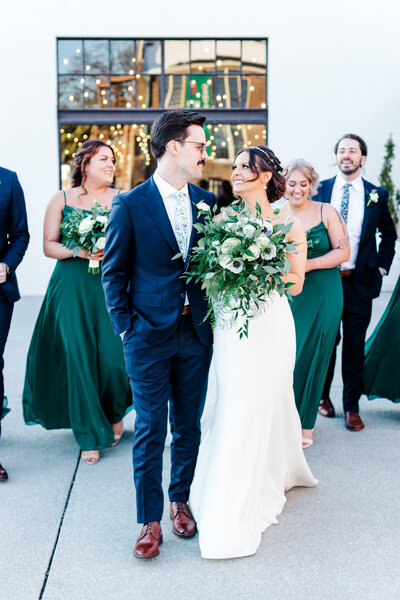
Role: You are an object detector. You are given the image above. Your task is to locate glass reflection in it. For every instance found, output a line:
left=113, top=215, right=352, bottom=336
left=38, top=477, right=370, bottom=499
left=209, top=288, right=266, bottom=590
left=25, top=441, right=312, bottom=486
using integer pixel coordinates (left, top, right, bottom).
left=110, top=40, right=135, bottom=73
left=164, top=40, right=190, bottom=74
left=111, top=78, right=135, bottom=108
left=242, top=40, right=266, bottom=73
left=242, top=75, right=266, bottom=108
left=190, top=40, right=215, bottom=72
left=83, top=40, right=109, bottom=74
left=58, top=40, right=83, bottom=74
left=136, top=40, right=161, bottom=74
left=216, top=40, right=241, bottom=72
left=58, top=76, right=84, bottom=108
left=83, top=76, right=109, bottom=108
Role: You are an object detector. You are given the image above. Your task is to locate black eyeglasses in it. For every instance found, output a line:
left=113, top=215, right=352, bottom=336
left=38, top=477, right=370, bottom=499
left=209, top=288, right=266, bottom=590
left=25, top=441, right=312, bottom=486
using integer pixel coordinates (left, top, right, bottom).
left=176, top=139, right=208, bottom=154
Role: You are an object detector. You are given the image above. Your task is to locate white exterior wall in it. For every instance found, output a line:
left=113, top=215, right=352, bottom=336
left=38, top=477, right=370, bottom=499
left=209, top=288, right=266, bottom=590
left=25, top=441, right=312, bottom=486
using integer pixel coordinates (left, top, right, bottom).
left=0, top=0, right=399, bottom=295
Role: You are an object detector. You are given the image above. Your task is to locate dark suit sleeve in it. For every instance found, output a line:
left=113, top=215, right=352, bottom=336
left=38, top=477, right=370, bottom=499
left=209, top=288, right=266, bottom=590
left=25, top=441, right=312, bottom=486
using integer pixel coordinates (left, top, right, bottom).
left=376, top=188, right=397, bottom=273
left=101, top=195, right=134, bottom=335
left=2, top=172, right=29, bottom=271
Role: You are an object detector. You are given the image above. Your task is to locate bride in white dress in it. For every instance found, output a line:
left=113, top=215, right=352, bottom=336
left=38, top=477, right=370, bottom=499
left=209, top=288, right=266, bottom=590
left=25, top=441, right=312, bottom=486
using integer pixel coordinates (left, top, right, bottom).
left=189, top=145, right=317, bottom=559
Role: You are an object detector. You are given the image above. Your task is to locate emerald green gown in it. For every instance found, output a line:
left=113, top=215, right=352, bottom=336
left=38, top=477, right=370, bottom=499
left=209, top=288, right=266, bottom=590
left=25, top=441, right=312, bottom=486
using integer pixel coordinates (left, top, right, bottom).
left=290, top=214, right=343, bottom=430
left=363, top=275, right=400, bottom=403
left=23, top=204, right=132, bottom=451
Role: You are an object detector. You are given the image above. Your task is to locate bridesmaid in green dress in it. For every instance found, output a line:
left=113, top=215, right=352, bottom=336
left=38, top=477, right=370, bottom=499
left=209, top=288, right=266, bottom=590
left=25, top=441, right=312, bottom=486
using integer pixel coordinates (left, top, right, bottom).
left=280, top=159, right=350, bottom=448
left=23, top=140, right=132, bottom=464
left=363, top=266, right=400, bottom=402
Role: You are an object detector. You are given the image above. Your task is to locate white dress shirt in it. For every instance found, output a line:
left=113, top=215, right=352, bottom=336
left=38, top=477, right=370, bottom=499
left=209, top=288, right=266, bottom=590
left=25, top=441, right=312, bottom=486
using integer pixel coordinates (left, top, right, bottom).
left=153, top=169, right=192, bottom=305
left=331, top=173, right=365, bottom=270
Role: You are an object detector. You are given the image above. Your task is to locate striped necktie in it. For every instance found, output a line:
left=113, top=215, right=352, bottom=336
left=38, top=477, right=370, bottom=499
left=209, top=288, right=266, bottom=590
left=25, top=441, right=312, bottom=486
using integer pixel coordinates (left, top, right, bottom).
left=175, top=191, right=188, bottom=260
left=340, top=183, right=351, bottom=223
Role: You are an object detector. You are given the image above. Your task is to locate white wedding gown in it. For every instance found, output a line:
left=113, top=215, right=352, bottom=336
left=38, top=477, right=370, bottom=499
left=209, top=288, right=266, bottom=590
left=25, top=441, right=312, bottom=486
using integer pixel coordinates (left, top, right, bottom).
left=189, top=291, right=318, bottom=559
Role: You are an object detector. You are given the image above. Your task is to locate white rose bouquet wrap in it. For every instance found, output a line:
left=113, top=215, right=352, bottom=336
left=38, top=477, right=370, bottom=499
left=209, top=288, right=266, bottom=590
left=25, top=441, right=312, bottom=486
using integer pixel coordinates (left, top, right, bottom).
left=183, top=200, right=296, bottom=338
left=60, top=202, right=110, bottom=274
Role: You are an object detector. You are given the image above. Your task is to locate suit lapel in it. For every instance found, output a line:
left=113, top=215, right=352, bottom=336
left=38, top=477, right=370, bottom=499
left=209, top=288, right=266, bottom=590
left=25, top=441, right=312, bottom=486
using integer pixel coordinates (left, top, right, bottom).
left=187, top=184, right=200, bottom=259
left=142, top=177, right=181, bottom=257
left=359, top=178, right=373, bottom=242
left=323, top=177, right=336, bottom=203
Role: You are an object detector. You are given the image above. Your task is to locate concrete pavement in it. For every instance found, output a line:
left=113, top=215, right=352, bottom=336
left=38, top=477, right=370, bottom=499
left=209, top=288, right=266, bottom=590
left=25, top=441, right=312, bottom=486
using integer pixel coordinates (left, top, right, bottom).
left=1, top=248, right=400, bottom=600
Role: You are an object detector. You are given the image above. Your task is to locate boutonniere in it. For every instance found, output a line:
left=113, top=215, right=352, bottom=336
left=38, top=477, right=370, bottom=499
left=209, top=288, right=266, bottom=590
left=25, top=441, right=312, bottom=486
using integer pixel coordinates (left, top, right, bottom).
left=367, top=189, right=379, bottom=206
left=196, top=200, right=210, bottom=212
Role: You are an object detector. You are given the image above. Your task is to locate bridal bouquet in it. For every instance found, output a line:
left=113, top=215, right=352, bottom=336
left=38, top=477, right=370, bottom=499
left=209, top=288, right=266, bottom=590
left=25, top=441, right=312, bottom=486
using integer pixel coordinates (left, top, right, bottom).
left=60, top=202, right=110, bottom=274
left=184, top=200, right=295, bottom=338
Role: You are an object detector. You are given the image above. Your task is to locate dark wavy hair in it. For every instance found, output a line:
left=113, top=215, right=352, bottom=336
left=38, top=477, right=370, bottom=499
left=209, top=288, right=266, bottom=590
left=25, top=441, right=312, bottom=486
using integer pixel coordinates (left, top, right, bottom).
left=334, top=133, right=367, bottom=157
left=150, top=109, right=206, bottom=160
left=71, top=140, right=116, bottom=193
left=235, top=145, right=286, bottom=203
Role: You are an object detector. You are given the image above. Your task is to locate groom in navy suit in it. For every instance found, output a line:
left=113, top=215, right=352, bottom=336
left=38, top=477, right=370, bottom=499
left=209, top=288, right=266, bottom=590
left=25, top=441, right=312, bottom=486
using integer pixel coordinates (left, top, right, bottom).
left=315, top=134, right=396, bottom=431
left=102, top=110, right=216, bottom=558
left=0, top=167, right=29, bottom=480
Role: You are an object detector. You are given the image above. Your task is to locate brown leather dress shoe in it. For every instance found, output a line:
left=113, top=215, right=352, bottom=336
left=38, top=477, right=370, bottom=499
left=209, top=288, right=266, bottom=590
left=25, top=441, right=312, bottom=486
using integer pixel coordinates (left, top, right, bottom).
left=345, top=411, right=365, bottom=431
left=170, top=502, right=197, bottom=537
left=133, top=522, right=162, bottom=558
left=0, top=463, right=8, bottom=481
left=318, top=397, right=336, bottom=418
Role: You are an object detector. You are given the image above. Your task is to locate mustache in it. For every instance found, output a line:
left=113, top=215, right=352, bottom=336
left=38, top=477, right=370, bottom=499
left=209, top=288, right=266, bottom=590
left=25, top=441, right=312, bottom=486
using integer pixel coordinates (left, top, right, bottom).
left=197, top=160, right=206, bottom=166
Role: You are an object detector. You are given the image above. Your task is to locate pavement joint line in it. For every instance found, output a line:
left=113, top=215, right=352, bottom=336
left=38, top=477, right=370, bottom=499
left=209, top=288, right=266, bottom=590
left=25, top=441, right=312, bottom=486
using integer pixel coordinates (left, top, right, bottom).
left=38, top=452, right=81, bottom=600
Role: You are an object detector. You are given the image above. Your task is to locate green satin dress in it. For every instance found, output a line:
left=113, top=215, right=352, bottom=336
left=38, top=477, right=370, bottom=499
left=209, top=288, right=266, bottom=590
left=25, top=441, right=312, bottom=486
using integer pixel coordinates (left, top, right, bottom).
left=290, top=212, right=343, bottom=430
left=363, top=275, right=400, bottom=403
left=22, top=203, right=132, bottom=451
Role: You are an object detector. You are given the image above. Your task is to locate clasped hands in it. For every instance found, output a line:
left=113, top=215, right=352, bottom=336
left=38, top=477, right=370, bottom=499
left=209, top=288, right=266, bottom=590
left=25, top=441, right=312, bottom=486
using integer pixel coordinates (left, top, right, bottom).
left=76, top=249, right=104, bottom=261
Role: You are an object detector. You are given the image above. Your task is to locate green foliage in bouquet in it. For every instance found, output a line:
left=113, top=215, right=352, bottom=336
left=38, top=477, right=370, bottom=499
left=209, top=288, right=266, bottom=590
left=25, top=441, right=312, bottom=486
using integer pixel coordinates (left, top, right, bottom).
left=60, top=201, right=110, bottom=274
left=183, top=200, right=296, bottom=338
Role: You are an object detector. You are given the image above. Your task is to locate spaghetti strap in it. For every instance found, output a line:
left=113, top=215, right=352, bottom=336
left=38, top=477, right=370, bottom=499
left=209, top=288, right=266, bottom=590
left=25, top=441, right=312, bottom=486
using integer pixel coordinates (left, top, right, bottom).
left=320, top=202, right=324, bottom=220
left=284, top=215, right=291, bottom=225
left=117, top=189, right=121, bottom=195
left=63, top=190, right=67, bottom=205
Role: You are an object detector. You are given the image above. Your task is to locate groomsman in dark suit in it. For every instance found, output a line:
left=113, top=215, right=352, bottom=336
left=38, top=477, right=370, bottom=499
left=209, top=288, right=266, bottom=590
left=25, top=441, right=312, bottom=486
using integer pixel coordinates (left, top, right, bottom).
left=102, top=110, right=216, bottom=558
left=315, top=134, right=396, bottom=431
left=0, top=167, right=29, bottom=479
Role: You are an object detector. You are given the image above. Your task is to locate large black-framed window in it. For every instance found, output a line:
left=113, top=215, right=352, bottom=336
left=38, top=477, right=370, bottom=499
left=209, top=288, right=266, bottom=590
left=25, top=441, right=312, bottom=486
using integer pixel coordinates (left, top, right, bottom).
left=58, top=38, right=268, bottom=189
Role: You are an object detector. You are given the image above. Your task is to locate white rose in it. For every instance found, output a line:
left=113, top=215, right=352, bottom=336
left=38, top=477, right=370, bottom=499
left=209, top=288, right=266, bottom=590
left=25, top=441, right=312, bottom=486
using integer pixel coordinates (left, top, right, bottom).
left=242, top=224, right=256, bottom=238
left=261, top=245, right=277, bottom=260
left=220, top=237, right=241, bottom=254
left=78, top=216, right=95, bottom=235
left=95, top=236, right=106, bottom=250
left=245, top=244, right=261, bottom=261
left=96, top=215, right=108, bottom=224
left=196, top=201, right=209, bottom=211
left=218, top=254, right=232, bottom=268
left=254, top=236, right=270, bottom=250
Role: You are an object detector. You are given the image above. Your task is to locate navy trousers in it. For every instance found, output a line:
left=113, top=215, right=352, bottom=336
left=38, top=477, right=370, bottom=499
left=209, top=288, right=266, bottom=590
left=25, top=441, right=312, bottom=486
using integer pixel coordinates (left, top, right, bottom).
left=122, top=312, right=213, bottom=523
left=322, top=276, right=372, bottom=413
left=0, top=289, right=14, bottom=439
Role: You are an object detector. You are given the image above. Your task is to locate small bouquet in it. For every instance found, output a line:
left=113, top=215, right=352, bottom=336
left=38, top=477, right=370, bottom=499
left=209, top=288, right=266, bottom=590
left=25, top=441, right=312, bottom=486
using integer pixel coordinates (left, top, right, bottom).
left=184, top=200, right=296, bottom=338
left=60, top=202, right=110, bottom=274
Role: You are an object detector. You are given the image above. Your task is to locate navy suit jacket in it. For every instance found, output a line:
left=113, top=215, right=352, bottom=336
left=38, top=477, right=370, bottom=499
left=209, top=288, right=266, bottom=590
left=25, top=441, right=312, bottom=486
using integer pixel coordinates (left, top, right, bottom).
left=0, top=167, right=29, bottom=302
left=102, top=177, right=216, bottom=346
left=314, top=176, right=396, bottom=300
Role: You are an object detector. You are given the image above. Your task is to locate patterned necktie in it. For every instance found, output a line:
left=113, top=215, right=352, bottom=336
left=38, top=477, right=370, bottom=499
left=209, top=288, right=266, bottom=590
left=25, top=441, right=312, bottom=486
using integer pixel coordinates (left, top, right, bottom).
left=175, top=191, right=188, bottom=260
left=340, top=183, right=351, bottom=223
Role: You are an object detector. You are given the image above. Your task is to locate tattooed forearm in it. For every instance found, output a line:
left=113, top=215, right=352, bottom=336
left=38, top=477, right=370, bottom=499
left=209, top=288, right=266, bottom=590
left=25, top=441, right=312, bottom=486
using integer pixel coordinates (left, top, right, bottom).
left=334, top=209, right=348, bottom=238
left=336, top=238, right=349, bottom=249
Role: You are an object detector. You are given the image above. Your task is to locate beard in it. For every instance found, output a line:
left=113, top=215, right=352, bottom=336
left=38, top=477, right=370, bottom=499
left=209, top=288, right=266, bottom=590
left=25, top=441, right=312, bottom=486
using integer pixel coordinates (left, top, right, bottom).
left=338, top=159, right=363, bottom=176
